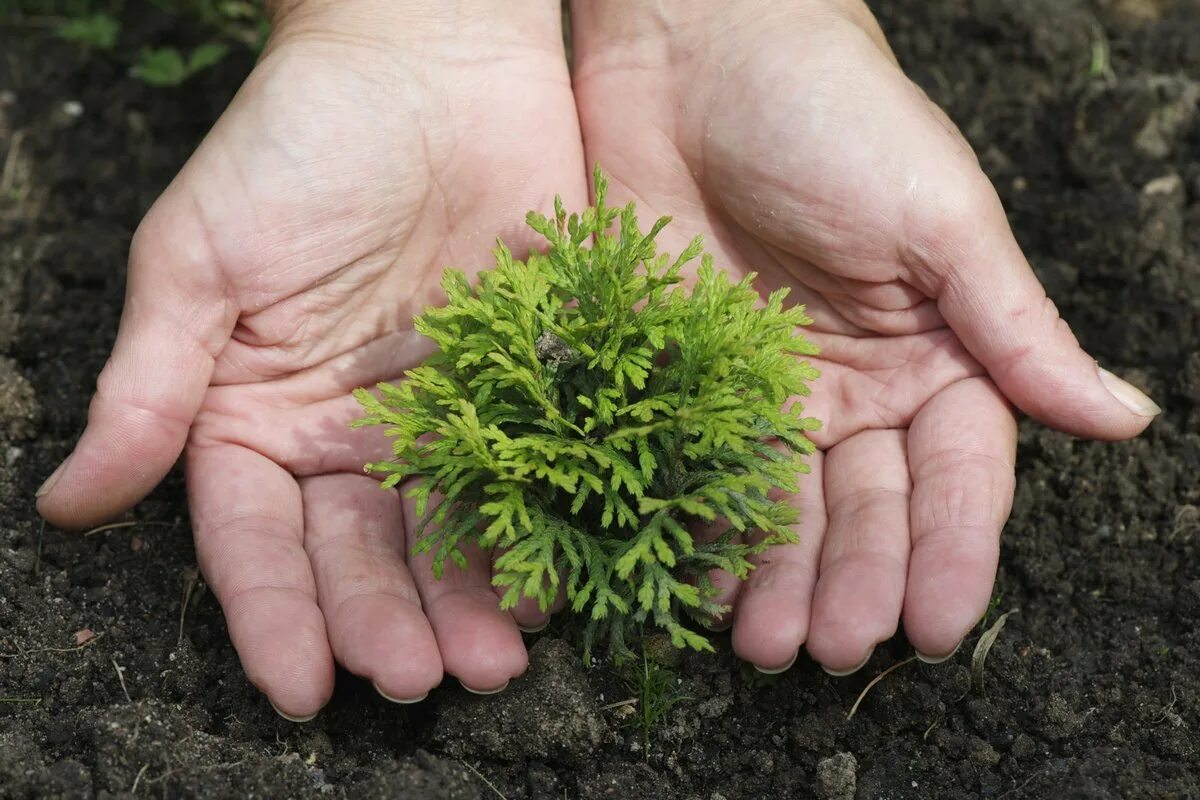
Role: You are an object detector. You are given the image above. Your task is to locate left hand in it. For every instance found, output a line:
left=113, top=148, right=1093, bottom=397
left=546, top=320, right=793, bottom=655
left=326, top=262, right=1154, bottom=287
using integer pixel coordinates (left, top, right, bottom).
left=37, top=0, right=585, bottom=717
left=570, top=0, right=1159, bottom=673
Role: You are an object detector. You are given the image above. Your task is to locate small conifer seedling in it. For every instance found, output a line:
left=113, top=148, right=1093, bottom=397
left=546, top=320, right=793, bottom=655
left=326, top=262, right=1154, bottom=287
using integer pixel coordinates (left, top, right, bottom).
left=354, top=168, right=821, bottom=660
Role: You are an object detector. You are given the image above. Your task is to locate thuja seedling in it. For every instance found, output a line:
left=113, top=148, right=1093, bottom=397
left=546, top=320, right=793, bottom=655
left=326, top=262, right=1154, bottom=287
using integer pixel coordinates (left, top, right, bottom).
left=354, top=167, right=821, bottom=661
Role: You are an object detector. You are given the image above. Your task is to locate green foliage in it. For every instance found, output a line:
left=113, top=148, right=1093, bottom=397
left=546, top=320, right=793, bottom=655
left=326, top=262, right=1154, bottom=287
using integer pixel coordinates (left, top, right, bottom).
left=1, top=0, right=97, bottom=16
left=621, top=642, right=691, bottom=757
left=147, top=0, right=268, bottom=50
left=1, top=0, right=269, bottom=85
left=55, top=11, right=119, bottom=49
left=134, top=42, right=228, bottom=86
left=980, top=592, right=1004, bottom=629
left=355, top=166, right=821, bottom=661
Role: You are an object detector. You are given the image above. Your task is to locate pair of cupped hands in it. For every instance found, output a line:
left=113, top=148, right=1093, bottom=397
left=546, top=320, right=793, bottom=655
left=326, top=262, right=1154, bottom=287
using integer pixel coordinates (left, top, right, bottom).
left=35, top=0, right=1157, bottom=721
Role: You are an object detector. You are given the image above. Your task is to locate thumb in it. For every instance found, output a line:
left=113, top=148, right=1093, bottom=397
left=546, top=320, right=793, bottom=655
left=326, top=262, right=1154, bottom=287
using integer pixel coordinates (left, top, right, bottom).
left=36, top=196, right=235, bottom=529
left=913, top=179, right=1160, bottom=441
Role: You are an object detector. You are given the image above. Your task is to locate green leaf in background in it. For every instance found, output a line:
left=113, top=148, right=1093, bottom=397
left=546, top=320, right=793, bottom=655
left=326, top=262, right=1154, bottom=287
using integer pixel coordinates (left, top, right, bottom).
left=135, top=46, right=188, bottom=86
left=56, top=12, right=119, bottom=50
left=216, top=0, right=258, bottom=19
left=135, top=42, right=228, bottom=87
left=187, top=41, right=228, bottom=72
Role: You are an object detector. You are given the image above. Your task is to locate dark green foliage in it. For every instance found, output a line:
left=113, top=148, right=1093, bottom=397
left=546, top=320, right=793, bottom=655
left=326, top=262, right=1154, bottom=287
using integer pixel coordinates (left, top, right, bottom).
left=134, top=41, right=229, bottom=86
left=621, top=645, right=690, bottom=758
left=56, top=12, right=120, bottom=49
left=2, top=0, right=269, bottom=84
left=355, top=167, right=820, bottom=660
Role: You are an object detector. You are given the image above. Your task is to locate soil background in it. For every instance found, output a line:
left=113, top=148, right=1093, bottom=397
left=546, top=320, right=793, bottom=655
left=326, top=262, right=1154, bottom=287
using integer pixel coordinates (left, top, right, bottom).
left=1, top=1, right=1198, bottom=798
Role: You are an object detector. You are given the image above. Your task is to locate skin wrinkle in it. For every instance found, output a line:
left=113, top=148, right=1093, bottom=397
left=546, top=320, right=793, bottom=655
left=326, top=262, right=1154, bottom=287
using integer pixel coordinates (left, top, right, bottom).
left=910, top=523, right=1002, bottom=550
left=307, top=525, right=425, bottom=608
left=709, top=164, right=901, bottom=291
left=131, top=231, right=236, bottom=385
left=911, top=442, right=1016, bottom=483
left=199, top=529, right=316, bottom=603
left=191, top=403, right=359, bottom=476
left=829, top=485, right=912, bottom=524
left=93, top=383, right=197, bottom=439
left=729, top=232, right=873, bottom=337
left=861, top=370, right=920, bottom=431
left=173, top=188, right=238, bottom=321
left=209, top=51, right=432, bottom=310
left=290, top=0, right=564, bottom=78
left=226, top=243, right=428, bottom=376
left=820, top=546, right=909, bottom=591
left=305, top=532, right=404, bottom=569
left=250, top=329, right=428, bottom=401
left=326, top=587, right=425, bottom=623
left=800, top=330, right=984, bottom=446
left=911, top=473, right=1015, bottom=533
left=914, top=484, right=1011, bottom=537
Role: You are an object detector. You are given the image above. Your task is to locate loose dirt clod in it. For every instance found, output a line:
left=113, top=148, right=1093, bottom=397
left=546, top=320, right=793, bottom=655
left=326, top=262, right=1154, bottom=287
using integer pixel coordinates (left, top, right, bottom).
left=433, top=638, right=607, bottom=764
left=815, top=752, right=858, bottom=800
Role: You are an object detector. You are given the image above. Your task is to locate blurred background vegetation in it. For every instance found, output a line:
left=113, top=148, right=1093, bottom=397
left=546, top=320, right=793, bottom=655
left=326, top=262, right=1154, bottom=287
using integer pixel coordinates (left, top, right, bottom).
left=0, top=0, right=267, bottom=86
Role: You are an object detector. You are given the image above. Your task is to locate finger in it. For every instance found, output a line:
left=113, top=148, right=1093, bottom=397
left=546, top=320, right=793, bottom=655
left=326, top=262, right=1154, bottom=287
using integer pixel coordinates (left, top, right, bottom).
left=903, top=377, right=1016, bottom=661
left=501, top=593, right=559, bottom=633
left=403, top=489, right=528, bottom=693
left=37, top=201, right=236, bottom=528
left=904, top=172, right=1160, bottom=440
left=493, top=552, right=567, bottom=633
left=806, top=430, right=911, bottom=674
left=731, top=449, right=827, bottom=672
left=188, top=442, right=333, bottom=720
left=301, top=474, right=443, bottom=702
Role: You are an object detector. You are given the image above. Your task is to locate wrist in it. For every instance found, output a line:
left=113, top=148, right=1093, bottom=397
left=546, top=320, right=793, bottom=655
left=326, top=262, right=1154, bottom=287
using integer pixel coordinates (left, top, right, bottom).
left=570, top=0, right=880, bottom=57
left=265, top=0, right=564, bottom=52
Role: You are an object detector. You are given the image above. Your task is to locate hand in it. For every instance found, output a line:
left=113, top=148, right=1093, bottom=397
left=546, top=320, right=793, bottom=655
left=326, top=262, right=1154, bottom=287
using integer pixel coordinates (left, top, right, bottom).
left=36, top=0, right=584, bottom=719
left=571, top=0, right=1159, bottom=673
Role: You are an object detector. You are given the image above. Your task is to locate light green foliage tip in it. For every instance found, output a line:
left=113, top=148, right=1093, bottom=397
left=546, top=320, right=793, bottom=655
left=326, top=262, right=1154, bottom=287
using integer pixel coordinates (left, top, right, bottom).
left=354, top=167, right=821, bottom=660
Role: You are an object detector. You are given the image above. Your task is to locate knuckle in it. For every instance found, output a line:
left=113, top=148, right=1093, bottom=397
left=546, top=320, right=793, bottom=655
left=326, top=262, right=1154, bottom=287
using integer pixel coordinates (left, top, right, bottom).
left=903, top=171, right=1001, bottom=288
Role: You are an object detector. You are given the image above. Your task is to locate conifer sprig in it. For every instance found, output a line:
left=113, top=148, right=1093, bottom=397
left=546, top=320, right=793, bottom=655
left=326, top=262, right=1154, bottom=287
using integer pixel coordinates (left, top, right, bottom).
left=354, top=166, right=821, bottom=660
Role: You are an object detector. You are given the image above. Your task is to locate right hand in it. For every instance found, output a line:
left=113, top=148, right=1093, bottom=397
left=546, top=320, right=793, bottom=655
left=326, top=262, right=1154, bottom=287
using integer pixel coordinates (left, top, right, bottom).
left=36, top=0, right=585, bottom=719
left=569, top=0, right=1158, bottom=675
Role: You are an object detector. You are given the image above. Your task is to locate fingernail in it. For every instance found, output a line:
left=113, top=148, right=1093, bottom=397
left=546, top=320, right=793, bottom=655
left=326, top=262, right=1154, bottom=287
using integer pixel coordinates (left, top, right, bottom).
left=702, top=618, right=733, bottom=633
left=822, top=648, right=874, bottom=677
left=754, top=650, right=798, bottom=675
left=269, top=699, right=318, bottom=723
left=374, top=683, right=429, bottom=705
left=462, top=679, right=509, bottom=696
left=1098, top=367, right=1162, bottom=417
left=36, top=456, right=71, bottom=498
left=915, top=637, right=964, bottom=665
left=517, top=621, right=549, bottom=634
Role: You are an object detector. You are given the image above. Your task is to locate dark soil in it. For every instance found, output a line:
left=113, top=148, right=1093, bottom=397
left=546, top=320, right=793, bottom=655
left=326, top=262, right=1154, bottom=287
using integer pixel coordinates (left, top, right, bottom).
left=2, top=1, right=1198, bottom=798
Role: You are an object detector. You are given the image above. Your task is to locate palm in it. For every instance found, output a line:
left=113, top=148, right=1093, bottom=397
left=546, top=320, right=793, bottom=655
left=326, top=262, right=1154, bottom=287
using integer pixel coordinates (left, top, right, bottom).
left=183, top=36, right=584, bottom=481
left=574, top=11, right=1017, bottom=671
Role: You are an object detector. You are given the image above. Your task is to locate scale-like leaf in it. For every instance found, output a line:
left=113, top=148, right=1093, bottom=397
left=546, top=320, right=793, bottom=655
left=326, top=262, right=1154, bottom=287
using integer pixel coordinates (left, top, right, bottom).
left=353, top=168, right=820, bottom=661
